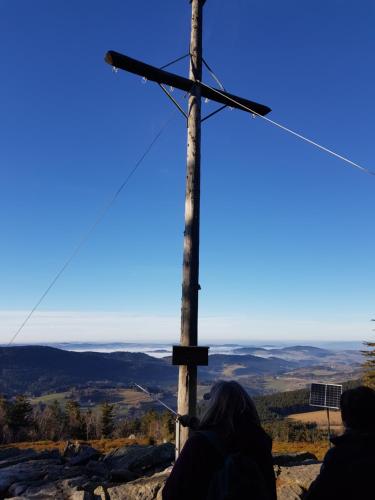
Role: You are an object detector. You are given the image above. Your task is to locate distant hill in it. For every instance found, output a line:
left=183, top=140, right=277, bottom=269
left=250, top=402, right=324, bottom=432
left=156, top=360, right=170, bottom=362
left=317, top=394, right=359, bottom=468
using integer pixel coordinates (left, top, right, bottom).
left=233, top=345, right=362, bottom=366
left=234, top=345, right=333, bottom=358
left=0, top=346, right=301, bottom=396
left=0, top=346, right=177, bottom=396
left=199, top=354, right=297, bottom=379
left=0, top=345, right=363, bottom=397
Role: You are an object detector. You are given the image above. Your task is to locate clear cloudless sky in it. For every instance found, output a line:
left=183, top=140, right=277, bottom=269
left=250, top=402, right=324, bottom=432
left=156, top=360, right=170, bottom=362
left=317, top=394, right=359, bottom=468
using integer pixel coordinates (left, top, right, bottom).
left=1, top=0, right=374, bottom=344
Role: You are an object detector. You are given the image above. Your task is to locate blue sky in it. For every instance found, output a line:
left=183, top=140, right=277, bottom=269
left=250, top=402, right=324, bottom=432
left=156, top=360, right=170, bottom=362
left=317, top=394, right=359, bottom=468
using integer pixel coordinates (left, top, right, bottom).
left=1, top=0, right=374, bottom=343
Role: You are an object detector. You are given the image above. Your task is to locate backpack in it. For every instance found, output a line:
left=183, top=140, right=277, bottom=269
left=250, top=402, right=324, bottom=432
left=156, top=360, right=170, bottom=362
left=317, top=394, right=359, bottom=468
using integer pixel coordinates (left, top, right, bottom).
left=199, top=430, right=271, bottom=500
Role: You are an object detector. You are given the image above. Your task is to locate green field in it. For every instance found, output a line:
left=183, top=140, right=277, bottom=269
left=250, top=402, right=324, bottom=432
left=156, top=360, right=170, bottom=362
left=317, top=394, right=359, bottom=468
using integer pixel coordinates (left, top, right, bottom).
left=29, top=387, right=157, bottom=417
left=31, top=392, right=71, bottom=405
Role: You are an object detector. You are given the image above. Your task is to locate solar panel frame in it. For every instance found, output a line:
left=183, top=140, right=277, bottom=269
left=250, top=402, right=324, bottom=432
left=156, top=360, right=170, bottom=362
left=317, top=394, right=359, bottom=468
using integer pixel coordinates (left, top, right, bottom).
left=310, top=383, right=342, bottom=409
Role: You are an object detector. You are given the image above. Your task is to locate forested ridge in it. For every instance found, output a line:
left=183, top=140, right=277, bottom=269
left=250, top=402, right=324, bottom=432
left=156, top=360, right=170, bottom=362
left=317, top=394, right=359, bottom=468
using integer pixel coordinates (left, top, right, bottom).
left=0, top=380, right=360, bottom=445
left=255, top=380, right=360, bottom=442
left=0, top=346, right=177, bottom=395
left=0, top=346, right=308, bottom=396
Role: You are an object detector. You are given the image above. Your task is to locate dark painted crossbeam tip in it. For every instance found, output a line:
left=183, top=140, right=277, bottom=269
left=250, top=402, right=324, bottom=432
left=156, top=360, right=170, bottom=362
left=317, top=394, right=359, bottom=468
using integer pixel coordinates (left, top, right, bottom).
left=105, top=50, right=271, bottom=117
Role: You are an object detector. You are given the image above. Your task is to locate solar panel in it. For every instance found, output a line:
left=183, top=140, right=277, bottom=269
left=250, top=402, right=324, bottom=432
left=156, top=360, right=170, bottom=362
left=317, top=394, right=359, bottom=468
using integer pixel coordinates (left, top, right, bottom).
left=310, top=383, right=342, bottom=409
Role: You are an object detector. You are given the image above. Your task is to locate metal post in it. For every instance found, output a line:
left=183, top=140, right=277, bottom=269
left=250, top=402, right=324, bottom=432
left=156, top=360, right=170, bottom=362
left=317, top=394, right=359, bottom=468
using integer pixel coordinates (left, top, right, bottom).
left=177, top=0, right=204, bottom=454
left=175, top=419, right=181, bottom=460
left=326, top=407, right=332, bottom=447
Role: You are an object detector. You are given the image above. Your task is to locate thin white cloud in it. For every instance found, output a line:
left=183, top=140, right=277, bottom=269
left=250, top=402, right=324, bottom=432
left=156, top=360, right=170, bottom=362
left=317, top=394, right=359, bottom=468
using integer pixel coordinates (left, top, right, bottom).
left=0, top=310, right=368, bottom=344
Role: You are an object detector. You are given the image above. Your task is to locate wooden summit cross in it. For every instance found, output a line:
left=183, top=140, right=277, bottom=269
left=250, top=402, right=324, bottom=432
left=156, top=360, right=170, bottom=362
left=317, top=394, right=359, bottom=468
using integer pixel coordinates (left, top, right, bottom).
left=105, top=0, right=271, bottom=454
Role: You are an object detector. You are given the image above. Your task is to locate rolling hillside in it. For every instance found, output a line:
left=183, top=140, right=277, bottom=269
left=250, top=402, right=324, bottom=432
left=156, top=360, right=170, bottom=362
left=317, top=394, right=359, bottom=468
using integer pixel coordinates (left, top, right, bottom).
left=1, top=346, right=301, bottom=396
left=0, top=346, right=176, bottom=395
left=0, top=345, right=363, bottom=397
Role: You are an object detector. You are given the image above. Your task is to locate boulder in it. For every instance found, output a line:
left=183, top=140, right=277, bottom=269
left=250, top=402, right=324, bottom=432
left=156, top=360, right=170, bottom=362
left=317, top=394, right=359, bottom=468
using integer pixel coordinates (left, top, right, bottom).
left=106, top=469, right=170, bottom=500
left=0, top=447, right=36, bottom=462
left=70, top=491, right=94, bottom=500
left=276, top=463, right=321, bottom=499
left=273, top=452, right=319, bottom=466
left=7, top=477, right=96, bottom=500
left=0, top=448, right=109, bottom=499
left=0, top=442, right=322, bottom=500
left=0, top=458, right=62, bottom=496
left=86, top=460, right=110, bottom=479
left=63, top=442, right=101, bottom=466
left=7, top=480, right=61, bottom=499
left=104, top=443, right=174, bottom=477
left=93, top=485, right=109, bottom=499
left=110, top=468, right=138, bottom=482
left=0, top=449, right=60, bottom=469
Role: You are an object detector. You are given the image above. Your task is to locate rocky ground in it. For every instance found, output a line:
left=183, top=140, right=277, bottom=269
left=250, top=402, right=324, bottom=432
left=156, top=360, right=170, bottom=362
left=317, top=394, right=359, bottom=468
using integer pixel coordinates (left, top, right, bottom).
left=0, top=442, right=321, bottom=499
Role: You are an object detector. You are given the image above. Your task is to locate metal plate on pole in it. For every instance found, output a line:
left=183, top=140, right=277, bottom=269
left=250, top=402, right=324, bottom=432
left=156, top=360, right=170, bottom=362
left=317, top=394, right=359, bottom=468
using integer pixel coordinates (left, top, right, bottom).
left=172, top=345, right=209, bottom=366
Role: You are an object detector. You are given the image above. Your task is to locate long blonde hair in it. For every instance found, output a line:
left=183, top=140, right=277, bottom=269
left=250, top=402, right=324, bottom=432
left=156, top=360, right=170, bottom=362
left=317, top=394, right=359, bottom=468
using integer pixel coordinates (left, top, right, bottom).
left=200, top=380, right=260, bottom=433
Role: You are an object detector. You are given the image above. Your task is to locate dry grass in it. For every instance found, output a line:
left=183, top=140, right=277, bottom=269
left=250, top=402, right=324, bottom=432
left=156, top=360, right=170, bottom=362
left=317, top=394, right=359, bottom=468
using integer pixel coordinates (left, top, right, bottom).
left=116, top=389, right=150, bottom=406
left=30, top=388, right=150, bottom=409
left=273, top=440, right=329, bottom=461
left=1, top=438, right=330, bottom=462
left=263, top=376, right=309, bottom=393
left=88, top=437, right=150, bottom=452
left=0, top=437, right=150, bottom=454
left=288, top=410, right=343, bottom=431
left=222, top=364, right=245, bottom=377
left=0, top=440, right=64, bottom=453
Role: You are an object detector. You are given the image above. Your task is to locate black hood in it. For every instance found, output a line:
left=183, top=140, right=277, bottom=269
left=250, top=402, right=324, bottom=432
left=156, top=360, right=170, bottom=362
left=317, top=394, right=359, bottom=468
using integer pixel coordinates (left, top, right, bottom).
left=331, top=429, right=375, bottom=447
left=202, top=416, right=272, bottom=456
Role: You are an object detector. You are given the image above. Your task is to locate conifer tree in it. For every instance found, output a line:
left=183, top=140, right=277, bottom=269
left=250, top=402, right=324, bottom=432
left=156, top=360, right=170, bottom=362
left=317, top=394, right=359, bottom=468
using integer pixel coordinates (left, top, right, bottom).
left=161, top=411, right=175, bottom=441
left=0, top=395, right=11, bottom=443
left=41, top=400, right=66, bottom=441
left=65, top=400, right=85, bottom=439
left=7, top=395, right=33, bottom=441
left=100, top=402, right=115, bottom=438
left=362, top=328, right=375, bottom=389
left=84, top=408, right=97, bottom=440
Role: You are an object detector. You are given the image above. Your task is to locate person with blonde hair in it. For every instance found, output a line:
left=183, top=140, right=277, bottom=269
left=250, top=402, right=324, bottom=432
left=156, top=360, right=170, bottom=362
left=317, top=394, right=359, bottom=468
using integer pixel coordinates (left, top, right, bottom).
left=163, top=380, right=276, bottom=500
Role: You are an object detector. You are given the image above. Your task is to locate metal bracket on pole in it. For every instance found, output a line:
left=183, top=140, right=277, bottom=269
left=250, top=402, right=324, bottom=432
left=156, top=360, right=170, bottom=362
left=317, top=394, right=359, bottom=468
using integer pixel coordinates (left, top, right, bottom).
left=158, top=84, right=188, bottom=120
left=201, top=104, right=227, bottom=123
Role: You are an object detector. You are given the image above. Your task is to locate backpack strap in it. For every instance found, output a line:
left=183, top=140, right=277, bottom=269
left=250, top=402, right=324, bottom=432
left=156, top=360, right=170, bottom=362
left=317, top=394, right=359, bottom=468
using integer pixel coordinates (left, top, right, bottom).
left=197, top=430, right=227, bottom=458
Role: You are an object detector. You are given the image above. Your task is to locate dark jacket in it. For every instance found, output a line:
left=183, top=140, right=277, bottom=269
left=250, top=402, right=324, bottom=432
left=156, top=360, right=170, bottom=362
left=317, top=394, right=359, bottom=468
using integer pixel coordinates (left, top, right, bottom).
left=304, top=430, right=375, bottom=500
left=162, top=419, right=276, bottom=500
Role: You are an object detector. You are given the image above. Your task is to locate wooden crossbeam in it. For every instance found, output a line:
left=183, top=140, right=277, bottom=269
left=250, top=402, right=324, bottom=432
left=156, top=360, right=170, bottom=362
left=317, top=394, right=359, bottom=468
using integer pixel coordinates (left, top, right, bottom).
left=105, top=51, right=271, bottom=116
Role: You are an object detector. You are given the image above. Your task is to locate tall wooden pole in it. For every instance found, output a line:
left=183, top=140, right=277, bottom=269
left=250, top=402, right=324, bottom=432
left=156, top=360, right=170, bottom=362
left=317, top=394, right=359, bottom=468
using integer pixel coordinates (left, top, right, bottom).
left=104, top=0, right=270, bottom=458
left=177, top=0, right=204, bottom=452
